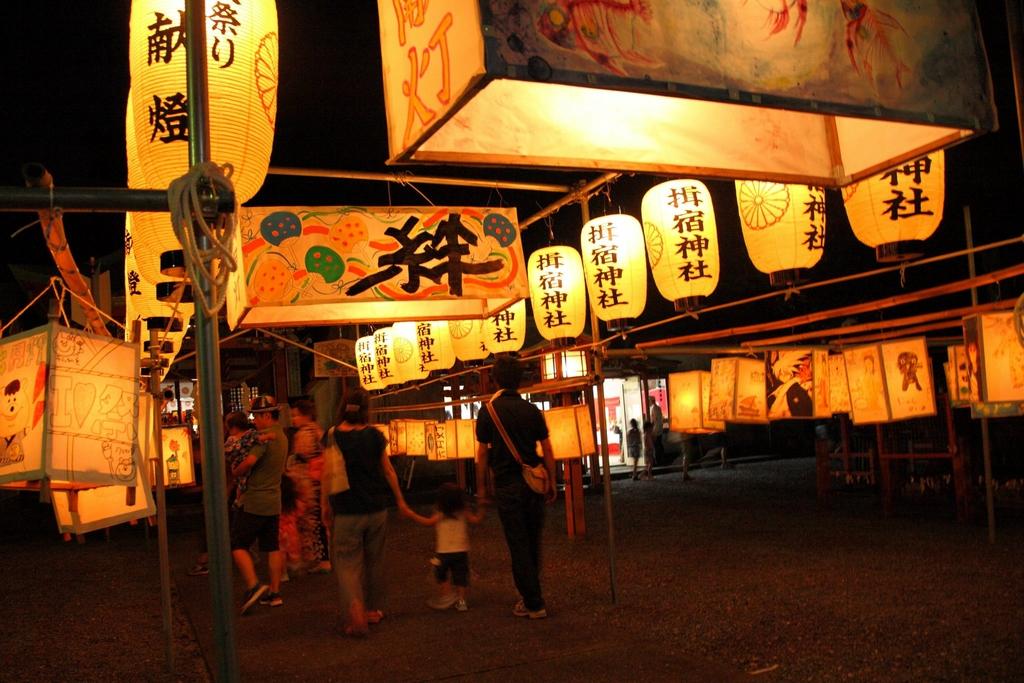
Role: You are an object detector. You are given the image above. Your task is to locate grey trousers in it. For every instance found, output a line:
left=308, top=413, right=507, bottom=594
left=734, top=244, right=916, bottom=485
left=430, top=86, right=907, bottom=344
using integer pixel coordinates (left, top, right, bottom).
left=331, top=510, right=388, bottom=613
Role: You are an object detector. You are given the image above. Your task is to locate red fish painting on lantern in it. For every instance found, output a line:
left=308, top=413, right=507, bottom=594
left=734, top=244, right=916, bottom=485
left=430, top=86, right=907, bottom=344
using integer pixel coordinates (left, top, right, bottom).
left=536, top=0, right=661, bottom=76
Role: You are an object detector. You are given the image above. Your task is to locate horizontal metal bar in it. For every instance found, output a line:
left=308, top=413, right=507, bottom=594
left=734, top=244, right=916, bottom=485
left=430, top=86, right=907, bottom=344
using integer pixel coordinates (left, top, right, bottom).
left=0, top=186, right=235, bottom=213
left=268, top=166, right=572, bottom=193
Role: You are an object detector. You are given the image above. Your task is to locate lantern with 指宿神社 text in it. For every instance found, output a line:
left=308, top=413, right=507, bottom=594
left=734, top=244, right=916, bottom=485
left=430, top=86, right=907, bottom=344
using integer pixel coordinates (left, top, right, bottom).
left=356, top=335, right=384, bottom=390
left=962, top=313, right=1024, bottom=417
left=843, top=151, right=945, bottom=261
left=707, top=357, right=767, bottom=424
left=528, top=246, right=587, bottom=343
left=545, top=405, right=596, bottom=460
left=449, top=318, right=489, bottom=362
left=736, top=181, right=826, bottom=287
left=373, top=327, right=403, bottom=386
left=391, top=323, right=429, bottom=383
left=483, top=300, right=526, bottom=355
left=414, top=321, right=456, bottom=373
left=581, top=214, right=646, bottom=330
left=668, top=371, right=724, bottom=434
left=642, top=180, right=719, bottom=311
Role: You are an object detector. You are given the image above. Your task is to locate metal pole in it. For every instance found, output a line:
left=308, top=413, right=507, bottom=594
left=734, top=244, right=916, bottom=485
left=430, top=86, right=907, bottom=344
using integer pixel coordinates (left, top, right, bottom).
left=964, top=206, right=996, bottom=544
left=581, top=195, right=618, bottom=604
left=268, top=166, right=571, bottom=194
left=186, top=1, right=239, bottom=679
left=0, top=183, right=234, bottom=213
left=1006, top=0, right=1024, bottom=171
left=148, top=331, right=175, bottom=673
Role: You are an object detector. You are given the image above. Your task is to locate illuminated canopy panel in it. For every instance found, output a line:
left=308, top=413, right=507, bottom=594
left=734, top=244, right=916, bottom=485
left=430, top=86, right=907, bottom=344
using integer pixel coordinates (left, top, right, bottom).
left=379, top=0, right=994, bottom=186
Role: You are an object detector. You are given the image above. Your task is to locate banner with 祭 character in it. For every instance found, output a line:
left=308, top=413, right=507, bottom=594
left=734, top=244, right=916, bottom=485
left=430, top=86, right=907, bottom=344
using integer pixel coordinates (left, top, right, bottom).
left=228, top=206, right=528, bottom=328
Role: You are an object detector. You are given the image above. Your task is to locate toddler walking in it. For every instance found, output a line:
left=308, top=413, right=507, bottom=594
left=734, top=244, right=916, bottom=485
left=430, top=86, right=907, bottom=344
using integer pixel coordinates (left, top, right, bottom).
left=403, top=483, right=483, bottom=612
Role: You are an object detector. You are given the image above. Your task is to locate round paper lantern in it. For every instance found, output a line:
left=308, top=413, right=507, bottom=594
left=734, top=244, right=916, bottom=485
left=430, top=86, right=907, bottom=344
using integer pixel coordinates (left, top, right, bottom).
left=449, top=319, right=489, bottom=362
left=128, top=0, right=278, bottom=204
left=415, top=320, right=456, bottom=372
left=641, top=180, right=719, bottom=311
left=483, top=300, right=526, bottom=355
left=391, top=322, right=429, bottom=382
left=373, top=327, right=403, bottom=386
left=735, top=181, right=826, bottom=287
left=528, top=246, right=586, bottom=342
left=843, top=151, right=945, bottom=262
left=580, top=214, right=646, bottom=330
left=355, top=334, right=384, bottom=390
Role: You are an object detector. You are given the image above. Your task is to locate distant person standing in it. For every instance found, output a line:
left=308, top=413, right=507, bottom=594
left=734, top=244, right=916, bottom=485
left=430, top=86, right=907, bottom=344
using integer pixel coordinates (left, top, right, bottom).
left=611, top=422, right=624, bottom=464
left=627, top=419, right=642, bottom=480
left=288, top=399, right=330, bottom=574
left=476, top=356, right=556, bottom=619
left=641, top=420, right=655, bottom=480
left=649, top=400, right=665, bottom=464
left=231, top=396, right=288, bottom=613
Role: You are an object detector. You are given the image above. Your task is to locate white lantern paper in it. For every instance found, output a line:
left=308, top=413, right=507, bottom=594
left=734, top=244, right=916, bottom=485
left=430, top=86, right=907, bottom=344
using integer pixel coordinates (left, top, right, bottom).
left=581, top=214, right=647, bottom=329
left=0, top=323, right=140, bottom=487
left=52, top=464, right=155, bottom=535
left=160, top=426, right=196, bottom=487
left=449, top=318, right=489, bottom=362
left=128, top=0, right=277, bottom=204
left=668, top=371, right=724, bottom=434
left=843, top=344, right=890, bottom=424
left=391, top=322, right=429, bottom=383
left=426, top=420, right=476, bottom=461
left=528, top=246, right=586, bottom=342
left=827, top=354, right=852, bottom=414
left=843, top=151, right=945, bottom=261
left=707, top=357, right=767, bottom=424
left=545, top=405, right=596, bottom=460
left=356, top=335, right=384, bottom=390
left=415, top=321, right=456, bottom=373
left=879, top=337, right=936, bottom=420
left=388, top=419, right=431, bottom=456
left=963, top=312, right=1024, bottom=416
left=736, top=181, right=826, bottom=287
left=642, top=180, right=719, bottom=310
left=373, top=327, right=403, bottom=386
left=765, top=349, right=830, bottom=419
left=483, top=300, right=526, bottom=355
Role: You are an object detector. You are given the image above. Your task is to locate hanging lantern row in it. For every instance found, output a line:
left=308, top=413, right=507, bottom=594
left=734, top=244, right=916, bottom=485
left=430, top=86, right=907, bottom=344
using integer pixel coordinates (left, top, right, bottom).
left=960, top=312, right=1024, bottom=417
left=736, top=181, right=826, bottom=287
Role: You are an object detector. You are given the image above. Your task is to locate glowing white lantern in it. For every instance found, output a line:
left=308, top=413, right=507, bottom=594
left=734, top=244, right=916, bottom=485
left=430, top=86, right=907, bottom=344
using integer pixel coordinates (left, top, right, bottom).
left=426, top=420, right=476, bottom=461
left=159, top=426, right=196, bottom=487
left=843, top=151, right=945, bottom=261
left=373, top=327, right=403, bottom=386
left=483, top=300, right=526, bottom=355
left=707, top=357, right=767, bottom=424
left=415, top=321, right=456, bottom=372
left=642, top=180, right=719, bottom=311
left=945, top=344, right=973, bottom=407
left=963, top=313, right=1024, bottom=411
left=580, top=214, right=647, bottom=330
left=449, top=319, right=489, bottom=362
left=545, top=405, right=596, bottom=460
left=128, top=0, right=277, bottom=204
left=765, top=349, right=830, bottom=419
left=391, top=323, right=428, bottom=383
left=668, top=371, right=724, bottom=434
left=528, top=246, right=586, bottom=342
left=735, top=181, right=826, bottom=287
left=388, top=419, right=431, bottom=456
left=827, top=354, right=852, bottom=414
left=843, top=338, right=936, bottom=424
left=540, top=350, right=588, bottom=382
left=355, top=335, right=384, bottom=390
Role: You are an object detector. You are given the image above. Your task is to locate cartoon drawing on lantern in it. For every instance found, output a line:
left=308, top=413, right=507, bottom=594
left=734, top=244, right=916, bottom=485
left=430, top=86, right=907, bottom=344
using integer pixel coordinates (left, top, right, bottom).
left=103, top=440, right=136, bottom=483
left=880, top=338, right=934, bottom=419
left=166, top=437, right=181, bottom=486
left=896, top=351, right=922, bottom=391
left=54, top=332, right=86, bottom=365
left=535, top=0, right=662, bottom=76
left=765, top=350, right=813, bottom=418
left=0, top=379, right=30, bottom=466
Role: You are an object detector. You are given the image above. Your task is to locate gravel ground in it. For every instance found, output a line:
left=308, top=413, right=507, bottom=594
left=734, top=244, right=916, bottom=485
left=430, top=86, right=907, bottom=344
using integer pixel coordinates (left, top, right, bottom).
left=2, top=457, right=1022, bottom=682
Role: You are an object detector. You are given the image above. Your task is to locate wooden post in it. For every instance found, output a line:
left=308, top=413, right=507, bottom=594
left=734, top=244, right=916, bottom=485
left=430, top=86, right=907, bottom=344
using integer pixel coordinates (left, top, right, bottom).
left=945, top=398, right=970, bottom=523
left=815, top=436, right=831, bottom=509
left=564, top=458, right=586, bottom=537
left=876, top=425, right=893, bottom=516
left=583, top=386, right=601, bottom=491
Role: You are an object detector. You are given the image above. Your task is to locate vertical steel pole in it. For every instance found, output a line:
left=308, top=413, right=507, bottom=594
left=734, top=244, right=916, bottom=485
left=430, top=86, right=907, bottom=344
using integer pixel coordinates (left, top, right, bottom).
left=581, top=196, right=618, bottom=604
left=964, top=207, right=996, bottom=543
left=186, top=1, right=239, bottom=679
left=1006, top=0, right=1024, bottom=170
left=146, top=330, right=174, bottom=672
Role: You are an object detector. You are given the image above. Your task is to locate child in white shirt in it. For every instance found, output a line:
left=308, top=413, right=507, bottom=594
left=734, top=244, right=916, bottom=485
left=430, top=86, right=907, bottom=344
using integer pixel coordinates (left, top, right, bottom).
left=403, top=483, right=483, bottom=611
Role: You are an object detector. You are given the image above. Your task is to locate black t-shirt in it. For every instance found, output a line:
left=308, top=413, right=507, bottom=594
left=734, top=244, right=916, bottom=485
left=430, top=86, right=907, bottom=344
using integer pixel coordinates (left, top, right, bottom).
left=476, top=391, right=549, bottom=487
left=328, top=426, right=389, bottom=514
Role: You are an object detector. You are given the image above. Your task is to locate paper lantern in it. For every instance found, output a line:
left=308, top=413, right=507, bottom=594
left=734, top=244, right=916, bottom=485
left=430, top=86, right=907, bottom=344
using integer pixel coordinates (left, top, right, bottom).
left=0, top=323, right=140, bottom=487
left=668, top=371, right=724, bottom=434
left=388, top=419, right=431, bottom=456
left=528, top=246, right=586, bottom=342
left=312, top=339, right=357, bottom=378
left=391, top=322, right=428, bottom=383
left=540, top=350, right=588, bottom=382
left=355, top=335, right=384, bottom=390
left=765, top=349, right=830, bottom=419
left=377, top=1, right=991, bottom=186
left=642, top=180, right=719, bottom=310
left=52, top=464, right=156, bottom=536
left=962, top=313, right=1024, bottom=416
left=128, top=0, right=277, bottom=204
left=228, top=205, right=527, bottom=329
left=707, top=357, right=767, bottom=424
left=483, top=300, right=526, bottom=355
left=843, top=151, right=945, bottom=261
left=842, top=344, right=890, bottom=424
left=545, top=405, right=596, bottom=460
left=945, top=344, right=973, bottom=407
left=843, top=338, right=936, bottom=424
left=159, top=426, right=196, bottom=487
left=426, top=420, right=476, bottom=461
left=449, top=318, right=489, bottom=362
left=580, top=214, right=646, bottom=330
left=827, top=354, right=852, bottom=414
left=373, top=327, right=404, bottom=386
left=735, top=181, right=826, bottom=287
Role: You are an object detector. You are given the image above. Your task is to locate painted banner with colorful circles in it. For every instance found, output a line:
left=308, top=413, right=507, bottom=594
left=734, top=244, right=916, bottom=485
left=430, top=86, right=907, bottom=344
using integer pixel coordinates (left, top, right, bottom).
left=228, top=206, right=528, bottom=328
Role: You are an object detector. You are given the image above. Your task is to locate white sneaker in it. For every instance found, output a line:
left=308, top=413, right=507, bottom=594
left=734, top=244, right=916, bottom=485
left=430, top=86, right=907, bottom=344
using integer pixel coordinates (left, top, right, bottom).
left=454, top=599, right=468, bottom=612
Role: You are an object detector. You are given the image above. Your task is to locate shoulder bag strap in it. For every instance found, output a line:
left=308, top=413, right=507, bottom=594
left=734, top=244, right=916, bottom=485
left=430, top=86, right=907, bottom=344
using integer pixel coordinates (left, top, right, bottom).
left=485, top=390, right=524, bottom=466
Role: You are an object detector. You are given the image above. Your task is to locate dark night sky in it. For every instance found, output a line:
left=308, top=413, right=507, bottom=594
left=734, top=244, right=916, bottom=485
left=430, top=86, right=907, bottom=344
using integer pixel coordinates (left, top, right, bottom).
left=0, top=2, right=1021, bottom=346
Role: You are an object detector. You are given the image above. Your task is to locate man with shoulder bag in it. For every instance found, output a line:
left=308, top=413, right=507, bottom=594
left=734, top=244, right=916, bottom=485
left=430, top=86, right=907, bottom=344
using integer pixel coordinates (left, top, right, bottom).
left=476, top=355, right=556, bottom=620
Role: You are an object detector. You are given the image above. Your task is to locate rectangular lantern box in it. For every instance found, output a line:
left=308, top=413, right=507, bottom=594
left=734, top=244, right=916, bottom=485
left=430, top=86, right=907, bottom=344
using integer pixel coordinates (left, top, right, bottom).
left=843, top=337, right=936, bottom=424
left=545, top=404, right=596, bottom=460
left=668, top=371, right=724, bottom=434
left=313, top=339, right=357, bottom=377
left=827, top=353, right=852, bottom=414
left=708, top=357, right=767, bottom=424
left=228, top=206, right=528, bottom=328
left=962, top=313, right=1024, bottom=418
left=0, top=323, right=140, bottom=488
left=159, top=426, right=196, bottom=488
left=426, top=419, right=476, bottom=461
left=389, top=419, right=432, bottom=456
left=945, top=344, right=973, bottom=407
left=764, top=349, right=830, bottom=419
left=377, top=1, right=993, bottom=187
left=52, top=462, right=156, bottom=535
